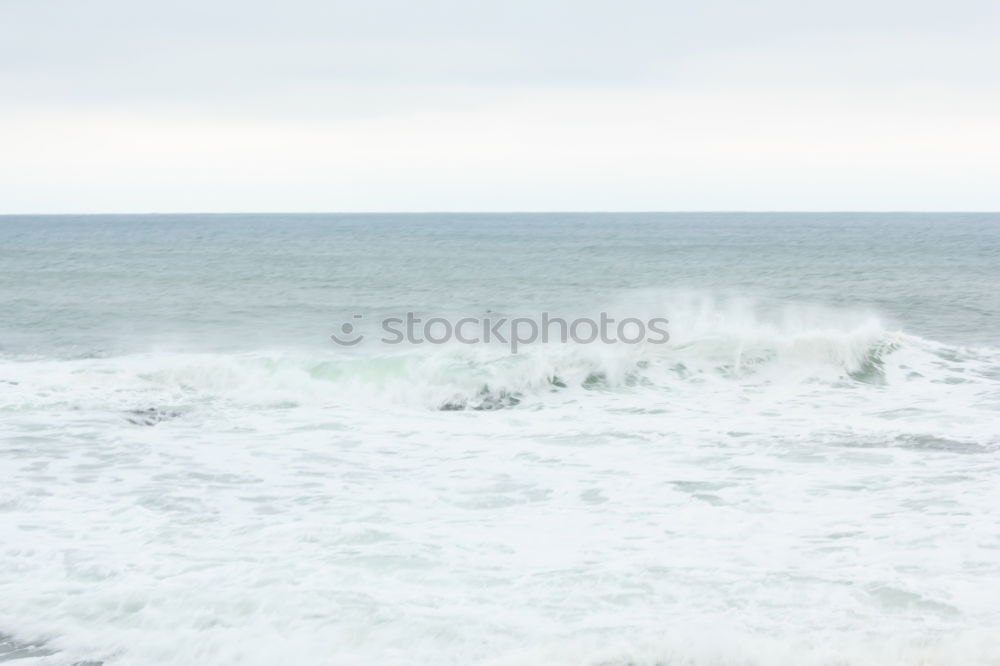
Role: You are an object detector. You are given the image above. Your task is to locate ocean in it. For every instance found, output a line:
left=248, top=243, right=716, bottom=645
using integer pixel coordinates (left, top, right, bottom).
left=1, top=213, right=999, bottom=665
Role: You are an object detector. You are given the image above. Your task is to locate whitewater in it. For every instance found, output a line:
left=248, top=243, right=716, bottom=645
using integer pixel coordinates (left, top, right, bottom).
left=1, top=213, right=999, bottom=666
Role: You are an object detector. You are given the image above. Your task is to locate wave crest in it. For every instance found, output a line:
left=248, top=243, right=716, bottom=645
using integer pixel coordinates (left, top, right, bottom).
left=1, top=295, right=995, bottom=413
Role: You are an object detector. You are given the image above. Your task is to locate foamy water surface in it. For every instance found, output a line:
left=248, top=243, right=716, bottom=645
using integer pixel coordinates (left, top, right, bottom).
left=1, top=214, right=999, bottom=665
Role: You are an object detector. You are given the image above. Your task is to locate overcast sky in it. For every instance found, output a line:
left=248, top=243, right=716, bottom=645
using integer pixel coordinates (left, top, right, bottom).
left=2, top=0, right=999, bottom=212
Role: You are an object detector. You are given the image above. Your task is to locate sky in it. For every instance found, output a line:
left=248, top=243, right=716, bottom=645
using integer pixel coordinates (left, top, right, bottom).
left=1, top=0, right=999, bottom=213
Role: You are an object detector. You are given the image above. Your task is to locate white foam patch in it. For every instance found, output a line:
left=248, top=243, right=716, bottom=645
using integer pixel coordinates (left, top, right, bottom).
left=1, top=294, right=999, bottom=665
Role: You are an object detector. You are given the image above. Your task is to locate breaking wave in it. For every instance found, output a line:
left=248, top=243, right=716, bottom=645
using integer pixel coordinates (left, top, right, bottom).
left=1, top=296, right=996, bottom=414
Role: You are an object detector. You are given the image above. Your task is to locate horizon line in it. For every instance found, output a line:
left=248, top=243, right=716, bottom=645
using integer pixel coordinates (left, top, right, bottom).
left=3, top=210, right=1000, bottom=217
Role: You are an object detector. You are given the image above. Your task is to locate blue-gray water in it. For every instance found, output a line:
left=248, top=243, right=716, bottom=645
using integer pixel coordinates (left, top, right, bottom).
left=1, top=213, right=999, bottom=665
left=3, top=213, right=999, bottom=355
